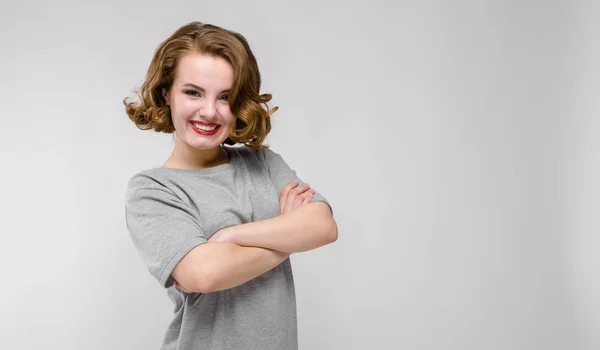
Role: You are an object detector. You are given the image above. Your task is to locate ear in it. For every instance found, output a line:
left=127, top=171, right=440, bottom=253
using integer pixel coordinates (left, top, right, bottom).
left=162, top=88, right=170, bottom=105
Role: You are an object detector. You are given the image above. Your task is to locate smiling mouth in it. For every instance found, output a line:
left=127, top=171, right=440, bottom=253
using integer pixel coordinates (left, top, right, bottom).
left=191, top=122, right=220, bottom=131
left=190, top=122, right=221, bottom=135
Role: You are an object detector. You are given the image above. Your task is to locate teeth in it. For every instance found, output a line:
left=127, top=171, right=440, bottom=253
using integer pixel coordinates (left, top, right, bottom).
left=193, top=123, right=218, bottom=131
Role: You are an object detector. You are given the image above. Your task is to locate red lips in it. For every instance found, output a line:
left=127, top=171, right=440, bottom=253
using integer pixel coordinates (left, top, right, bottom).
left=190, top=121, right=220, bottom=135
left=190, top=120, right=220, bottom=127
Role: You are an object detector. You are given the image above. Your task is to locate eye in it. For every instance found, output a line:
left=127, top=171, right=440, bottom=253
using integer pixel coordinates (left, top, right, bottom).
left=183, top=90, right=200, bottom=97
left=219, top=94, right=229, bottom=101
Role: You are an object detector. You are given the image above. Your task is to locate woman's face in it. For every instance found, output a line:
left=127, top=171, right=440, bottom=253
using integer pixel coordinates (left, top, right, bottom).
left=163, top=52, right=236, bottom=151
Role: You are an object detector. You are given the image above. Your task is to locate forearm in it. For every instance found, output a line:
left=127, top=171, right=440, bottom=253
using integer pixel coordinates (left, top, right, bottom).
left=226, top=202, right=338, bottom=253
left=176, top=242, right=289, bottom=293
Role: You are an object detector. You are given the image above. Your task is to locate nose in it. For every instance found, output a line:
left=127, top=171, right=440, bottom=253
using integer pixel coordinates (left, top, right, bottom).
left=199, top=99, right=217, bottom=120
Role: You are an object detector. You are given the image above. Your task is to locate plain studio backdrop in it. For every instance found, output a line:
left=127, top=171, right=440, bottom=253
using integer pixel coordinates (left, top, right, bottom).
left=0, top=0, right=598, bottom=349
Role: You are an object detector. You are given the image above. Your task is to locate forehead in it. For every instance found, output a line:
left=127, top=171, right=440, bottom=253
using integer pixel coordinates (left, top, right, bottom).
left=174, top=52, right=234, bottom=88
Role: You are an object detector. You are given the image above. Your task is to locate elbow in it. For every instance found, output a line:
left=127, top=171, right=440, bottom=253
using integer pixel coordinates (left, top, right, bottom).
left=313, top=202, right=338, bottom=245
left=196, top=271, right=237, bottom=293
left=174, top=243, right=226, bottom=294
left=174, top=274, right=215, bottom=294
left=193, top=278, right=214, bottom=294
left=190, top=265, right=220, bottom=293
left=325, top=218, right=338, bottom=244
left=194, top=275, right=222, bottom=294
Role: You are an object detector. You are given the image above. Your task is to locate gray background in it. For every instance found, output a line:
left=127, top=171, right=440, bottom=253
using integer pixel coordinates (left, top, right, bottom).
left=1, top=0, right=598, bottom=349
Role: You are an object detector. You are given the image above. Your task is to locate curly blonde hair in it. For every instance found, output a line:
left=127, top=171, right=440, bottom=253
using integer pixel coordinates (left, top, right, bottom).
left=123, top=21, right=278, bottom=149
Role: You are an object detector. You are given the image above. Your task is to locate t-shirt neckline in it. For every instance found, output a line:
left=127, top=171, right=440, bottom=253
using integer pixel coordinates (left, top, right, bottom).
left=155, top=145, right=236, bottom=174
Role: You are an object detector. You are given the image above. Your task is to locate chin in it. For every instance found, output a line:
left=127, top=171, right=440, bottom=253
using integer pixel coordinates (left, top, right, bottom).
left=185, top=136, right=226, bottom=150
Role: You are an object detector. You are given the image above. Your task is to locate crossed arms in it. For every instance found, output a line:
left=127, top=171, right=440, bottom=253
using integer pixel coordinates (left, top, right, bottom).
left=172, top=180, right=338, bottom=294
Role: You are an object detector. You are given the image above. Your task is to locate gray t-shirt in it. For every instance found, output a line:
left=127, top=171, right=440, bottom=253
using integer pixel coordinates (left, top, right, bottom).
left=124, top=145, right=332, bottom=350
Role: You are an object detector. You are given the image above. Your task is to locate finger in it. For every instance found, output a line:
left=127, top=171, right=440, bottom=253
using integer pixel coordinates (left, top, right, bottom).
left=286, top=183, right=309, bottom=209
left=300, top=190, right=315, bottom=206
left=290, top=183, right=310, bottom=198
left=292, top=185, right=312, bottom=209
left=297, top=183, right=311, bottom=193
left=280, top=180, right=299, bottom=213
left=302, top=193, right=314, bottom=205
left=293, top=187, right=313, bottom=205
left=293, top=194, right=305, bottom=208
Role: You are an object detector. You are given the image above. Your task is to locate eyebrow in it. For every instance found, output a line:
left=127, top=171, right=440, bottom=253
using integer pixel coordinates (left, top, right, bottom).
left=182, top=83, right=230, bottom=93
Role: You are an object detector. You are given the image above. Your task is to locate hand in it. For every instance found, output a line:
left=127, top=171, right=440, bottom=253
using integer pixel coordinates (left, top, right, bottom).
left=280, top=179, right=315, bottom=215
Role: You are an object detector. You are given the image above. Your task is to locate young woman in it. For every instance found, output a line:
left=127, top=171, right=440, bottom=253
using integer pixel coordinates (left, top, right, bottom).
left=123, top=22, right=338, bottom=350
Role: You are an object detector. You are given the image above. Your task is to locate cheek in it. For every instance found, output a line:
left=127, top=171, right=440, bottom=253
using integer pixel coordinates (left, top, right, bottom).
left=217, top=106, right=235, bottom=122
left=172, top=101, right=196, bottom=118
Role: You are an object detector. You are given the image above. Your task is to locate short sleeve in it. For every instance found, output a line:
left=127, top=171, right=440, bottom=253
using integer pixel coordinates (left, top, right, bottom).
left=124, top=173, right=207, bottom=288
left=261, top=148, right=333, bottom=215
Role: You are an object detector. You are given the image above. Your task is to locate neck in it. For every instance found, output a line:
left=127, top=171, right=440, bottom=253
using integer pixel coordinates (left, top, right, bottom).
left=164, top=134, right=229, bottom=169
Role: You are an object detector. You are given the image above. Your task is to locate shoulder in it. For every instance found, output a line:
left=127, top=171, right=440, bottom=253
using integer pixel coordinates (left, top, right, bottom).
left=227, top=144, right=280, bottom=164
left=127, top=168, right=167, bottom=188
left=125, top=168, right=174, bottom=200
